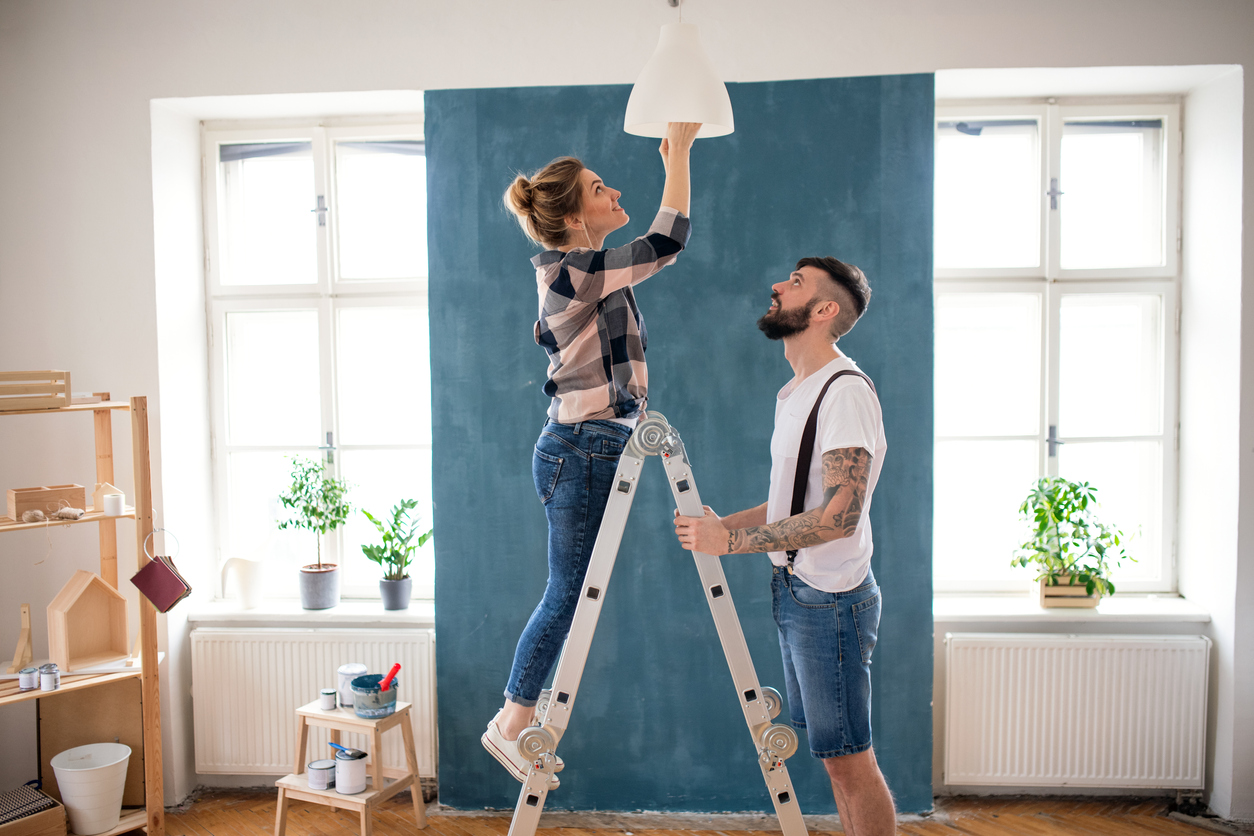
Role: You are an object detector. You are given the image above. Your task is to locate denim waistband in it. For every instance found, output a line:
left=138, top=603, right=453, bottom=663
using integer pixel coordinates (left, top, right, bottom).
left=543, top=418, right=633, bottom=442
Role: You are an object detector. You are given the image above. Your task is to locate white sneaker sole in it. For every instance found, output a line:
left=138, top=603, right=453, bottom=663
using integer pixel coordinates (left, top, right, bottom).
left=481, top=720, right=559, bottom=789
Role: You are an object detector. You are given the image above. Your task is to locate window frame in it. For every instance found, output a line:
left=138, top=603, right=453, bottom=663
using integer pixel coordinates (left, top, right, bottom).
left=933, top=99, right=1182, bottom=594
left=204, top=120, right=431, bottom=602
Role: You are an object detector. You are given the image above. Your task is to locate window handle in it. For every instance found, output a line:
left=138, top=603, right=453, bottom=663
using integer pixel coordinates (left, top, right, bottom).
left=311, top=195, right=328, bottom=226
left=318, top=431, right=336, bottom=464
left=1047, top=178, right=1064, bottom=211
left=1047, top=425, right=1066, bottom=458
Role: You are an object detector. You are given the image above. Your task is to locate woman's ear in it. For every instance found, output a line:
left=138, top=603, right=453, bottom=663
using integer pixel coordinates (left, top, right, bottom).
left=565, top=215, right=583, bottom=231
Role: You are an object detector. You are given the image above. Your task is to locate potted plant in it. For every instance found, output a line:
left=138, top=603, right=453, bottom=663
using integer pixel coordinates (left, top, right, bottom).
left=1012, top=476, right=1132, bottom=608
left=361, top=498, right=433, bottom=610
left=277, top=456, right=352, bottom=609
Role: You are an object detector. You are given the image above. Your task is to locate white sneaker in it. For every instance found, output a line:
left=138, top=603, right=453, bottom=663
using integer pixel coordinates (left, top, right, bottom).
left=481, top=718, right=560, bottom=789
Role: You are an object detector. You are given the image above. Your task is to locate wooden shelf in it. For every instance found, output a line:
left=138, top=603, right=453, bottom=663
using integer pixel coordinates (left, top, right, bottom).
left=0, top=506, right=136, bottom=533
left=0, top=669, right=141, bottom=708
left=93, top=808, right=147, bottom=836
left=0, top=400, right=131, bottom=417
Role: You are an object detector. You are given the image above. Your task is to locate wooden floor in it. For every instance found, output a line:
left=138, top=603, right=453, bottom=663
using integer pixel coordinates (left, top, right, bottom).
left=164, top=791, right=1245, bottom=836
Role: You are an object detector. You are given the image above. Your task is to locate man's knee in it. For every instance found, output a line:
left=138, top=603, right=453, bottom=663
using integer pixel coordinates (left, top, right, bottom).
left=822, top=746, right=879, bottom=787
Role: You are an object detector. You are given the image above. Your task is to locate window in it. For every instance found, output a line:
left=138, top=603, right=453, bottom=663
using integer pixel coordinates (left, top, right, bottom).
left=205, top=123, right=434, bottom=601
left=933, top=103, right=1179, bottom=592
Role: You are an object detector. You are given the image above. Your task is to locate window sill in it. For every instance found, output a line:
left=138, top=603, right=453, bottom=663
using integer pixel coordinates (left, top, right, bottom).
left=933, top=593, right=1210, bottom=624
left=186, top=598, right=435, bottom=629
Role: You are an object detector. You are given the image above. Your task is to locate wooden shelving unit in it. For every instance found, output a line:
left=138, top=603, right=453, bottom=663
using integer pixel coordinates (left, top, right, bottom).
left=0, top=395, right=165, bottom=836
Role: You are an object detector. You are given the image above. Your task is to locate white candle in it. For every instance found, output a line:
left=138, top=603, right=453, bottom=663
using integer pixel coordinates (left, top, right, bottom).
left=102, top=493, right=124, bottom=516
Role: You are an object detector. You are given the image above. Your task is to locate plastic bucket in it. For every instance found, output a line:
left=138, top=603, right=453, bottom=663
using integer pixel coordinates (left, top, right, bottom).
left=51, top=743, right=131, bottom=835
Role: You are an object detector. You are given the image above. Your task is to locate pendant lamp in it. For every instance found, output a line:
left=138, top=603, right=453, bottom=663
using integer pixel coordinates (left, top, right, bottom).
left=623, top=12, right=734, bottom=138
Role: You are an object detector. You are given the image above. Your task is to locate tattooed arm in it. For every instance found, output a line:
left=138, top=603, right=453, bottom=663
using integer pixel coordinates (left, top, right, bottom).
left=673, top=447, right=873, bottom=556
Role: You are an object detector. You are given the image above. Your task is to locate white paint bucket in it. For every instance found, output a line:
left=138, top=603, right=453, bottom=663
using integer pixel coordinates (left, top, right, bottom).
left=50, top=743, right=131, bottom=835
left=334, top=749, right=367, bottom=795
left=337, top=663, right=367, bottom=707
left=307, top=759, right=336, bottom=790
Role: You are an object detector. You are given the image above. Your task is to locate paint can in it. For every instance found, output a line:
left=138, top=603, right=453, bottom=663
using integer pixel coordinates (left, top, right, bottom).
left=337, top=663, right=367, bottom=707
left=18, top=667, right=38, bottom=691
left=39, top=663, right=60, bottom=691
left=319, top=688, right=337, bottom=710
left=333, top=748, right=368, bottom=794
left=350, top=674, right=399, bottom=719
left=307, top=759, right=336, bottom=790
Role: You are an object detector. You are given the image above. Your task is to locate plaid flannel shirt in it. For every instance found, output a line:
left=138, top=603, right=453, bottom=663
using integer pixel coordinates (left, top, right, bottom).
left=533, top=207, right=691, bottom=423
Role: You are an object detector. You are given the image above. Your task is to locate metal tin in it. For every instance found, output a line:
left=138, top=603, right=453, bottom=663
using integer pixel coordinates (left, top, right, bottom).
left=18, top=667, right=38, bottom=690
left=334, top=748, right=368, bottom=795
left=336, top=663, right=367, bottom=707
left=318, top=688, right=337, bottom=710
left=350, top=673, right=399, bottom=719
left=307, top=759, right=336, bottom=790
left=39, top=663, right=59, bottom=691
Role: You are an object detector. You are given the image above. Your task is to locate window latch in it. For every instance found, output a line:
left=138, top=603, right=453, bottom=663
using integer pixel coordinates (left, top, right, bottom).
left=1047, top=178, right=1064, bottom=211
left=1047, top=425, right=1066, bottom=458
left=318, top=431, right=336, bottom=464
left=311, top=195, right=328, bottom=226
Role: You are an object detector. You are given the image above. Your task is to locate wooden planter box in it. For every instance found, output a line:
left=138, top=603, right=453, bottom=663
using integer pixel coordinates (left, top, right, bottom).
left=6, top=485, right=86, bottom=521
left=1039, top=574, right=1100, bottom=608
left=0, top=371, right=71, bottom=413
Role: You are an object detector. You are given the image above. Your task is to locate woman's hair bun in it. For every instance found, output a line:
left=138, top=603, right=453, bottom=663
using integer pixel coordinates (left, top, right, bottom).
left=502, top=157, right=585, bottom=249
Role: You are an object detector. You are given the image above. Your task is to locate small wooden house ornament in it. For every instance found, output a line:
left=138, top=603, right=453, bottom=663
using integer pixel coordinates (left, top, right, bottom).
left=91, top=482, right=124, bottom=512
left=47, top=570, right=129, bottom=670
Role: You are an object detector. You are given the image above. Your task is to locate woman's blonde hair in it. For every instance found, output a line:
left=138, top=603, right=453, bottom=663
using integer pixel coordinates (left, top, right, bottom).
left=504, top=156, right=586, bottom=249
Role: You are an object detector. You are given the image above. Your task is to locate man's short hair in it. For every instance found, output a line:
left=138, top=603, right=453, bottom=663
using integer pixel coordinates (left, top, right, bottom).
left=796, top=256, right=871, bottom=341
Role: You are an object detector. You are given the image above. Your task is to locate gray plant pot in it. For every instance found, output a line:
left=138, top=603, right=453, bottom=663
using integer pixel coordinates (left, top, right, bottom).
left=379, top=576, right=412, bottom=610
left=300, top=564, right=340, bottom=610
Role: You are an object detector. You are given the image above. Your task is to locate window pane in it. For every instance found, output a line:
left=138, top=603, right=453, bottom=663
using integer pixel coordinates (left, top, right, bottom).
left=1060, top=120, right=1165, bottom=269
left=336, top=306, right=432, bottom=445
left=339, top=449, right=434, bottom=595
left=935, top=120, right=1041, bottom=269
left=225, top=310, right=322, bottom=446
left=220, top=144, right=317, bottom=285
left=1057, top=440, right=1163, bottom=585
left=335, top=142, right=427, bottom=280
left=935, top=292, right=1041, bottom=437
left=1058, top=294, right=1163, bottom=437
left=226, top=450, right=320, bottom=599
left=934, top=439, right=1040, bottom=589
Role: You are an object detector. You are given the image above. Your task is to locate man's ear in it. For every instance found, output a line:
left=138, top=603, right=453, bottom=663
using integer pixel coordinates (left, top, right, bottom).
left=813, top=299, right=841, bottom=323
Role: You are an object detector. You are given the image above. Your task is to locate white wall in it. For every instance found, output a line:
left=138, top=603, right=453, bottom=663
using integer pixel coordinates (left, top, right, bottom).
left=1, top=0, right=1252, bottom=817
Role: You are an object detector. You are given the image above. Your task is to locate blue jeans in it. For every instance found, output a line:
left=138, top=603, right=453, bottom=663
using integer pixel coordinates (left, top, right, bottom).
left=504, top=419, right=631, bottom=705
left=772, top=565, right=881, bottom=758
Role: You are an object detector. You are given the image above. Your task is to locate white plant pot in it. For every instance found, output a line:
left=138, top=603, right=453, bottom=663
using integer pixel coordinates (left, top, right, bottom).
left=51, top=742, right=131, bottom=835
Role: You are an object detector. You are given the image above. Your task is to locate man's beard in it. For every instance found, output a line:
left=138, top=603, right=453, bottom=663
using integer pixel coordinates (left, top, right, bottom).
left=757, top=298, right=817, bottom=340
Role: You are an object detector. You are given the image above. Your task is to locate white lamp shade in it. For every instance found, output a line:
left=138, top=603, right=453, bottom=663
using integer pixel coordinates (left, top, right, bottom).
left=624, top=23, right=734, bottom=138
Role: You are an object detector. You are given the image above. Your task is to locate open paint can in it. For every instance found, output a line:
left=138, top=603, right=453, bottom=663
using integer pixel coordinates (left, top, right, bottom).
left=350, top=673, right=399, bottom=719
left=307, top=759, right=336, bottom=790
left=333, top=748, right=367, bottom=794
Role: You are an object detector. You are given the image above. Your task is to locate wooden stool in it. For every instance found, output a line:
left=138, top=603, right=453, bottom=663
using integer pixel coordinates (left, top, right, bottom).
left=274, top=699, right=427, bottom=836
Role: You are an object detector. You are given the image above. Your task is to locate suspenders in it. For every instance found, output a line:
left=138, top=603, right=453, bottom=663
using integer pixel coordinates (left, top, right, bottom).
left=786, top=369, right=877, bottom=572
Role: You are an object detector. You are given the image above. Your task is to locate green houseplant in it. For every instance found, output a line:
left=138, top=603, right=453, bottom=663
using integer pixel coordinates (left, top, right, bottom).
left=277, top=456, right=352, bottom=609
left=361, top=498, right=433, bottom=610
left=1012, top=476, right=1131, bottom=607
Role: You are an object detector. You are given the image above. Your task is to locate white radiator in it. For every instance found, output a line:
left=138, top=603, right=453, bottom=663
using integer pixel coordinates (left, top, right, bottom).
left=945, top=632, right=1209, bottom=788
left=191, top=628, right=436, bottom=777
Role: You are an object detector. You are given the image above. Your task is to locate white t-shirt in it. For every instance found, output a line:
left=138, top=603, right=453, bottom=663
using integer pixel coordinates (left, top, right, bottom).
left=766, top=355, right=887, bottom=592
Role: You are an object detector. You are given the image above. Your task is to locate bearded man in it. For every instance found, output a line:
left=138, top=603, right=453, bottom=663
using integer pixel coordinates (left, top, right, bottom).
left=673, top=257, right=895, bottom=836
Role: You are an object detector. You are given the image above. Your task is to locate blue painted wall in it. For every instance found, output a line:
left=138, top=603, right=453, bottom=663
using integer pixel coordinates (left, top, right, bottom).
left=428, top=74, right=933, bottom=813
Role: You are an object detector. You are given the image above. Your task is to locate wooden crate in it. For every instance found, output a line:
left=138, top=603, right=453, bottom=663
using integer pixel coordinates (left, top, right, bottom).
left=0, top=799, right=65, bottom=836
left=0, top=371, right=71, bottom=413
left=6, top=485, right=86, bottom=521
left=47, top=570, right=130, bottom=670
left=1039, top=574, right=1101, bottom=608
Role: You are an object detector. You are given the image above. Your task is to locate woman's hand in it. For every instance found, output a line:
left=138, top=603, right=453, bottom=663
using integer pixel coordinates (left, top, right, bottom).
left=659, top=122, right=701, bottom=216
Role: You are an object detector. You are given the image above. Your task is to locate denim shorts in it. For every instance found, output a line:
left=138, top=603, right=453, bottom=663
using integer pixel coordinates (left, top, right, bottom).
left=771, top=565, right=881, bottom=759
left=504, top=419, right=632, bottom=705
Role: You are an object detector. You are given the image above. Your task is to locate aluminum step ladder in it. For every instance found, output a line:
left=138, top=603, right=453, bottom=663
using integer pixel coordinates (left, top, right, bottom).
left=506, top=412, right=808, bottom=836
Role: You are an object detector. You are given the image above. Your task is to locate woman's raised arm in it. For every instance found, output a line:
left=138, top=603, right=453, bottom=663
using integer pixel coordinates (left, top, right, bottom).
left=659, top=122, right=701, bottom=217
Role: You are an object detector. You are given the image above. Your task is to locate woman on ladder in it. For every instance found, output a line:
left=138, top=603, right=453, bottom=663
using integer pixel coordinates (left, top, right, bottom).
left=483, top=122, right=701, bottom=786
